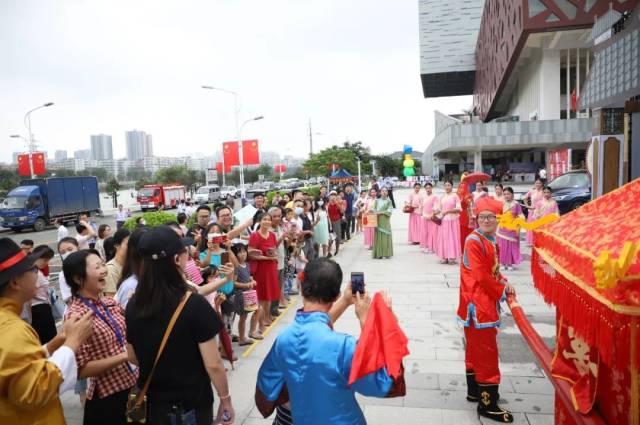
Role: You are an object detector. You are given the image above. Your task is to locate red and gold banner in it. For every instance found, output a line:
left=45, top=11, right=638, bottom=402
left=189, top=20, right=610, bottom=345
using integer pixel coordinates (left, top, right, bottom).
left=31, top=152, right=46, bottom=175
left=216, top=162, right=231, bottom=174
left=223, top=141, right=239, bottom=167
left=242, top=139, right=260, bottom=165
left=17, top=154, right=30, bottom=176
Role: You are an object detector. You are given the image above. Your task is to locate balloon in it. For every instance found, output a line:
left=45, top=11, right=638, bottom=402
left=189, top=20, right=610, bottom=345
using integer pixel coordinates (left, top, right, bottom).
left=403, top=168, right=415, bottom=177
left=403, top=145, right=412, bottom=155
left=403, top=159, right=415, bottom=168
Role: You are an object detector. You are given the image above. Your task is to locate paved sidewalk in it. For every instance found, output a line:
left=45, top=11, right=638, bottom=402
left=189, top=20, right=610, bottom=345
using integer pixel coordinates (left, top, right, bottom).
left=62, top=188, right=556, bottom=425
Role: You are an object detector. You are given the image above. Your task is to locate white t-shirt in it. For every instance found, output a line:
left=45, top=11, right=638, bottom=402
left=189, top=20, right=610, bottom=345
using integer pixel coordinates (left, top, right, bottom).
left=76, top=234, right=91, bottom=250
left=539, top=169, right=547, bottom=179
left=59, top=271, right=72, bottom=302
left=115, top=210, right=128, bottom=222
left=57, top=225, right=69, bottom=241
left=115, top=275, right=138, bottom=309
left=32, top=271, right=50, bottom=306
left=295, top=249, right=307, bottom=271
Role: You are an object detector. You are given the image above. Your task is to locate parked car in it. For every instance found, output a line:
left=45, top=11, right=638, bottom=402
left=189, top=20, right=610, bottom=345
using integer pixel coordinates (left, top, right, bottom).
left=194, top=185, right=221, bottom=204
left=220, top=186, right=239, bottom=200
left=548, top=170, right=592, bottom=214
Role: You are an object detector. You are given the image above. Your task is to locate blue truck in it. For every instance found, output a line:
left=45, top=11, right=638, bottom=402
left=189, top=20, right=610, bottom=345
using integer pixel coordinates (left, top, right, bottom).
left=0, top=177, right=101, bottom=232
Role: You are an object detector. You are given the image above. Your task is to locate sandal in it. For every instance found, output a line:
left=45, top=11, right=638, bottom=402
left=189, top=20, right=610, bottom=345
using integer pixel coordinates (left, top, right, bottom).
left=238, top=339, right=255, bottom=346
left=249, top=333, right=264, bottom=340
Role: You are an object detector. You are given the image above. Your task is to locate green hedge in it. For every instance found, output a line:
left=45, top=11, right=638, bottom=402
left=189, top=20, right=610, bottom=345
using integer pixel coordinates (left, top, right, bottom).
left=123, top=211, right=177, bottom=230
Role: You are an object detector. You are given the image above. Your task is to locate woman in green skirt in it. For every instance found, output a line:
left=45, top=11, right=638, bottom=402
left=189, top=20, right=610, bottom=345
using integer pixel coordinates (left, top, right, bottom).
left=371, top=187, right=394, bottom=259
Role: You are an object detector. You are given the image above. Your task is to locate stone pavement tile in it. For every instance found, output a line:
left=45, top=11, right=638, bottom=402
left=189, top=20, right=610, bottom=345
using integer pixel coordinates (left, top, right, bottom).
left=405, top=372, right=440, bottom=390
left=408, top=340, right=437, bottom=359
left=499, top=393, right=555, bottom=414
left=364, top=406, right=443, bottom=425
left=440, top=409, right=530, bottom=425
left=404, top=388, right=475, bottom=411
left=525, top=413, right=554, bottom=424
left=355, top=393, right=405, bottom=406
left=437, top=374, right=468, bottom=391
left=435, top=347, right=465, bottom=360
left=509, top=376, right=554, bottom=395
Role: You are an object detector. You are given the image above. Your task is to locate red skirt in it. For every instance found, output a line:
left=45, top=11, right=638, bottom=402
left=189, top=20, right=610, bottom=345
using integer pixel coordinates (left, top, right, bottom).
left=254, top=260, right=280, bottom=302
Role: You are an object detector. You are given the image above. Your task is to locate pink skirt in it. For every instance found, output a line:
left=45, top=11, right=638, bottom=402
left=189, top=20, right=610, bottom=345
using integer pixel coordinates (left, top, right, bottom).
left=425, top=220, right=439, bottom=252
left=364, top=227, right=374, bottom=248
left=408, top=212, right=422, bottom=244
left=497, top=234, right=521, bottom=266
left=525, top=213, right=535, bottom=245
left=419, top=218, right=429, bottom=249
left=436, top=217, right=461, bottom=260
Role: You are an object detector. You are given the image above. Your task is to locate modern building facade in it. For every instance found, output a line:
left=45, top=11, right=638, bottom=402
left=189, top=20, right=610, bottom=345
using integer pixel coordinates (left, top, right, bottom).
left=420, top=0, right=638, bottom=181
left=125, top=130, right=153, bottom=161
left=73, top=149, right=92, bottom=160
left=90, top=134, right=113, bottom=160
left=54, top=150, right=68, bottom=162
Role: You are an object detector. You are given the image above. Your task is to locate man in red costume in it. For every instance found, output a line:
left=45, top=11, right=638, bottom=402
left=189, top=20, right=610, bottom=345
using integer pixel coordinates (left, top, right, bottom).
left=457, top=196, right=515, bottom=423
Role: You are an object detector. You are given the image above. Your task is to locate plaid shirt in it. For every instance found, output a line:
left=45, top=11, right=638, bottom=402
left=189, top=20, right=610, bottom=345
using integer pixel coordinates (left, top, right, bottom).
left=65, top=296, right=138, bottom=399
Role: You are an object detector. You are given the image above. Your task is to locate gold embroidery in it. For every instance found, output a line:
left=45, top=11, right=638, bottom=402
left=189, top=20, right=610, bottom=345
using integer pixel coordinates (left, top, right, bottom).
left=562, top=327, right=598, bottom=378
left=481, top=391, right=490, bottom=406
left=593, top=241, right=640, bottom=290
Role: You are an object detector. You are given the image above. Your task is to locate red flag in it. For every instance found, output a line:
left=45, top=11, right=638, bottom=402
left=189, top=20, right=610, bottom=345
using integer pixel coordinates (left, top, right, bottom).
left=216, top=162, right=231, bottom=174
left=274, top=164, right=287, bottom=173
left=571, top=89, right=577, bottom=112
left=223, top=141, right=239, bottom=167
left=242, top=139, right=260, bottom=165
left=17, top=154, right=31, bottom=176
left=31, top=152, right=46, bottom=175
left=348, top=292, right=409, bottom=385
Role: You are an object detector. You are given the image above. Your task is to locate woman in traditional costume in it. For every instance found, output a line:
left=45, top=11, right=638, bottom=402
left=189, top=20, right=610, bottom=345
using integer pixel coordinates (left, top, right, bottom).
left=523, top=179, right=544, bottom=246
left=363, top=188, right=378, bottom=250
left=420, top=182, right=439, bottom=254
left=493, top=184, right=505, bottom=203
left=532, top=186, right=559, bottom=222
left=496, top=187, right=524, bottom=270
left=435, top=180, right=462, bottom=264
left=372, top=187, right=394, bottom=259
left=406, top=183, right=423, bottom=244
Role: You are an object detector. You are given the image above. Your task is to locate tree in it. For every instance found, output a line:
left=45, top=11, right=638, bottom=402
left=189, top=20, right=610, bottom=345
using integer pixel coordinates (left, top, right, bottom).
left=106, top=178, right=122, bottom=208
left=83, top=167, right=109, bottom=182
left=304, top=146, right=358, bottom=176
left=0, top=169, right=21, bottom=194
left=370, top=155, right=402, bottom=177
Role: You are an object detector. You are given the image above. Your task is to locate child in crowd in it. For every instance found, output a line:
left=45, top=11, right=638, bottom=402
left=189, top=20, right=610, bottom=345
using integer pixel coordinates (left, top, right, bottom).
left=355, top=190, right=367, bottom=234
left=184, top=245, right=204, bottom=285
left=282, top=208, right=298, bottom=236
left=231, top=244, right=260, bottom=344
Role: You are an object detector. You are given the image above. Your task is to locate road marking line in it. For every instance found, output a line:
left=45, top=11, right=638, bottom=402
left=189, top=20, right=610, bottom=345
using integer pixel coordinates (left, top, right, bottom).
left=242, top=296, right=297, bottom=358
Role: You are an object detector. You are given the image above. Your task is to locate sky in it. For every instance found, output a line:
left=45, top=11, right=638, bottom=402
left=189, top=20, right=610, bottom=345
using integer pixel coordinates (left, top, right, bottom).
left=0, top=0, right=471, bottom=163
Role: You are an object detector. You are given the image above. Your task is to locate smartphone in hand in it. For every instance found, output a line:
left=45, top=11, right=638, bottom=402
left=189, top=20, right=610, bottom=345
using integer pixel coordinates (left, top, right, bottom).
left=220, top=251, right=230, bottom=264
left=350, top=272, right=365, bottom=295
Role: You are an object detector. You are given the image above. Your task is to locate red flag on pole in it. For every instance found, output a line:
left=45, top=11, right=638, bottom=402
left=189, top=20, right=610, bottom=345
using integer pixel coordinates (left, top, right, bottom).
left=216, top=162, right=231, bottom=174
left=223, top=141, right=240, bottom=167
left=274, top=164, right=287, bottom=174
left=571, top=89, right=577, bottom=112
left=31, top=152, right=46, bottom=175
left=242, top=139, right=260, bottom=165
left=17, top=154, right=31, bottom=176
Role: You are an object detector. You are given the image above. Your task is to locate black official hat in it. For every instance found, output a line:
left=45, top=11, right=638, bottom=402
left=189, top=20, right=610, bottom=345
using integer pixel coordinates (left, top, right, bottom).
left=138, top=226, right=190, bottom=260
left=0, top=238, right=44, bottom=289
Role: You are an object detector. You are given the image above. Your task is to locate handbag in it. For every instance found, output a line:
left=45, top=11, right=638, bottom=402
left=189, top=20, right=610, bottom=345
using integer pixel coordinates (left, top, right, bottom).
left=402, top=205, right=414, bottom=214
left=126, top=292, right=192, bottom=423
left=431, top=215, right=442, bottom=225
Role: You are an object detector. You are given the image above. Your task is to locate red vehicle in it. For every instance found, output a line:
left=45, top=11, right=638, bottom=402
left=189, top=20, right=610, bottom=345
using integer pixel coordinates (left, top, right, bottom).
left=137, top=184, right=186, bottom=211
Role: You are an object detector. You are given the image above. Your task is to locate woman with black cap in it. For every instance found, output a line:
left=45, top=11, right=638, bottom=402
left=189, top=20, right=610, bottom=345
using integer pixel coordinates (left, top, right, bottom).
left=0, top=237, right=93, bottom=425
left=125, top=226, right=235, bottom=425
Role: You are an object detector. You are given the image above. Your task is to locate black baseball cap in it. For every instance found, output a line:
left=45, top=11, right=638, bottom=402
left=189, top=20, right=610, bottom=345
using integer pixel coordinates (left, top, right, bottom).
left=138, top=226, right=190, bottom=260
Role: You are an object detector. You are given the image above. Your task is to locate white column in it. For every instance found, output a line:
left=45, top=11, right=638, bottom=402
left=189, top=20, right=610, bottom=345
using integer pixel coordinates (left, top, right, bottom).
left=576, top=48, right=580, bottom=114
left=566, top=49, right=571, bottom=119
left=586, top=51, right=590, bottom=116
left=474, top=151, right=482, bottom=172
left=539, top=49, right=561, bottom=120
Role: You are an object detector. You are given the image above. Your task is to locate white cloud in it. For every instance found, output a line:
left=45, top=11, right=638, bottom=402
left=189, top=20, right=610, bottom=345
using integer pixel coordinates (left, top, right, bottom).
left=0, top=0, right=471, bottom=163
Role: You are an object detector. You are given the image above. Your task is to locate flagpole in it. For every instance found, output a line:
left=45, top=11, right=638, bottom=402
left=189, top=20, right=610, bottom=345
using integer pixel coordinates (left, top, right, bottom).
left=23, top=102, right=54, bottom=179
left=238, top=116, right=264, bottom=205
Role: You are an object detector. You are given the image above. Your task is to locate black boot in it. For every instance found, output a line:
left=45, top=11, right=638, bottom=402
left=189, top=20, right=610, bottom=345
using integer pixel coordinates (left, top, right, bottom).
left=477, top=384, right=513, bottom=423
left=465, top=371, right=479, bottom=402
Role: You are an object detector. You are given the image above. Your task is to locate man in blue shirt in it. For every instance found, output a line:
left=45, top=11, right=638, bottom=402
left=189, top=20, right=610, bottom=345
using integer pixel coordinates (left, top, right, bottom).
left=255, top=259, right=404, bottom=424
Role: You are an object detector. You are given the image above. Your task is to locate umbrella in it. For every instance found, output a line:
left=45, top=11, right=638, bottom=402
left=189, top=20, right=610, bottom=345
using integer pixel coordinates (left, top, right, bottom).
left=214, top=294, right=235, bottom=370
left=461, top=172, right=490, bottom=185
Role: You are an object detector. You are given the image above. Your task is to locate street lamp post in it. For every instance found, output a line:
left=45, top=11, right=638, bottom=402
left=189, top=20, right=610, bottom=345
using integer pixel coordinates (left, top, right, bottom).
left=238, top=116, right=264, bottom=204
left=21, top=102, right=54, bottom=179
left=202, top=85, right=241, bottom=187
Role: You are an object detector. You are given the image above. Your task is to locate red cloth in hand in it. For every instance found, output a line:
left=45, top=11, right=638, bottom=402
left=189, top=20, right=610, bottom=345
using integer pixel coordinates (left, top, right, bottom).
left=348, top=292, right=409, bottom=385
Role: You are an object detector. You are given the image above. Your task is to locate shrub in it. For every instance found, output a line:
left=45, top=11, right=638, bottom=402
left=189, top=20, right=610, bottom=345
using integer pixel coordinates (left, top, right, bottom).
left=265, top=185, right=321, bottom=205
left=123, top=211, right=178, bottom=230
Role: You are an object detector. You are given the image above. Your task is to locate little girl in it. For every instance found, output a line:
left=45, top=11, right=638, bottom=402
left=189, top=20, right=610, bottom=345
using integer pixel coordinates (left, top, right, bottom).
left=231, top=243, right=261, bottom=344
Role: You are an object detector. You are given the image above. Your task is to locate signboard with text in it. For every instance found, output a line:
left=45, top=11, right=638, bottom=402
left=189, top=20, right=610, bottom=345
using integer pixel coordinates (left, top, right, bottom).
left=548, top=149, right=571, bottom=180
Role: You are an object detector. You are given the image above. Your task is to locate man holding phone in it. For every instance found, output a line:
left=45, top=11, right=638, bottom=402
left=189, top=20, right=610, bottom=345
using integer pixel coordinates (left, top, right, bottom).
left=456, top=197, right=516, bottom=423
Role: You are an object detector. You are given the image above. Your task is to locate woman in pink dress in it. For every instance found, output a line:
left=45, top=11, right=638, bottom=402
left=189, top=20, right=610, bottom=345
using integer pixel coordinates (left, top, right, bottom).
left=493, top=183, right=505, bottom=203
left=406, top=183, right=423, bottom=244
left=435, top=180, right=462, bottom=264
left=497, top=187, right=524, bottom=270
left=420, top=182, right=439, bottom=254
left=523, top=179, right=544, bottom=246
left=532, top=186, right=560, bottom=221
left=363, top=188, right=377, bottom=249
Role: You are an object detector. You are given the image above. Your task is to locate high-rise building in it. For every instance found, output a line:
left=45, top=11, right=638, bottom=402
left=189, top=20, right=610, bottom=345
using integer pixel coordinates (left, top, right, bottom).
left=74, top=149, right=92, bottom=160
left=54, top=150, right=68, bottom=162
left=125, top=130, right=153, bottom=161
left=90, top=134, right=113, bottom=160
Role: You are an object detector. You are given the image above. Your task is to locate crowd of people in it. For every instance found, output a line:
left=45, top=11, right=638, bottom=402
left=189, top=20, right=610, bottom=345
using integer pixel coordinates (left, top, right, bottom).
left=403, top=177, right=559, bottom=270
